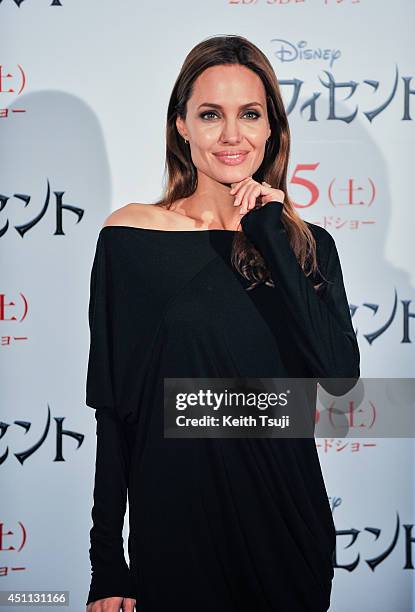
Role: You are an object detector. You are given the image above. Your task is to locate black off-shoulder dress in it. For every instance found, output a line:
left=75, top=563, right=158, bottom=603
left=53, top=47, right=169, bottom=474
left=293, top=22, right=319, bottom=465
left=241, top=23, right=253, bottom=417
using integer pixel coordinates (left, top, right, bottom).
left=85, top=201, right=360, bottom=611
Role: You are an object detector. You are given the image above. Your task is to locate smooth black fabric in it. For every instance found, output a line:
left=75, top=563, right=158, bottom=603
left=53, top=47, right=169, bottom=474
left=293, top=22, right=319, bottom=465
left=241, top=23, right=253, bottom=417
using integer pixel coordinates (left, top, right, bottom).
left=85, top=201, right=360, bottom=610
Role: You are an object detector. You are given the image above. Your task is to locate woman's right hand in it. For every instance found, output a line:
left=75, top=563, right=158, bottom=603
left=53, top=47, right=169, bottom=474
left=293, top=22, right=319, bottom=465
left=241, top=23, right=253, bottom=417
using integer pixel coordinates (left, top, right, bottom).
left=86, top=596, right=136, bottom=611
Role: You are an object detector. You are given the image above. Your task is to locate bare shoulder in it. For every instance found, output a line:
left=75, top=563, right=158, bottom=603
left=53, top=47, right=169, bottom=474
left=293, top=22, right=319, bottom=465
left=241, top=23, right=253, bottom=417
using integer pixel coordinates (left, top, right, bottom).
left=102, top=201, right=199, bottom=231
left=102, top=203, right=164, bottom=229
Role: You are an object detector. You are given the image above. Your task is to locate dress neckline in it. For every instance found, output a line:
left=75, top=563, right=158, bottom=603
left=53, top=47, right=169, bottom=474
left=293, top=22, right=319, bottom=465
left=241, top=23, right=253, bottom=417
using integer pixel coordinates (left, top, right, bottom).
left=100, top=225, right=239, bottom=235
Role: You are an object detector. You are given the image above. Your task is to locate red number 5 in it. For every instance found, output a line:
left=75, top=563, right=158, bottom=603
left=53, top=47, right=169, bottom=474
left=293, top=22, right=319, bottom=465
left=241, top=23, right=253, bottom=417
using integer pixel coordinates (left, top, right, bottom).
left=290, top=163, right=320, bottom=209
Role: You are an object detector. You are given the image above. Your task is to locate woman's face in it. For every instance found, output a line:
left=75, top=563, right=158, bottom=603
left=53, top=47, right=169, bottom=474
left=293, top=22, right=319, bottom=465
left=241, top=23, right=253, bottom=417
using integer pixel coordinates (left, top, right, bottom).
left=176, top=64, right=272, bottom=185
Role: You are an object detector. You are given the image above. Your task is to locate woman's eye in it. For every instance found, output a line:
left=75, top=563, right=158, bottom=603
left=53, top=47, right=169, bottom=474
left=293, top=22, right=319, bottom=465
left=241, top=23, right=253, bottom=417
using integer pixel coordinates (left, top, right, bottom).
left=244, top=111, right=261, bottom=119
left=200, top=111, right=218, bottom=120
left=199, top=111, right=261, bottom=120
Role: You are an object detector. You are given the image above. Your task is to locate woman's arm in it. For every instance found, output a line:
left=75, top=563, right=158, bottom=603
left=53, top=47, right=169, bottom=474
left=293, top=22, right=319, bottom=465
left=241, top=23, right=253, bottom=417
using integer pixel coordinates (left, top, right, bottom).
left=86, top=408, right=136, bottom=605
left=240, top=201, right=360, bottom=395
left=85, top=231, right=136, bottom=605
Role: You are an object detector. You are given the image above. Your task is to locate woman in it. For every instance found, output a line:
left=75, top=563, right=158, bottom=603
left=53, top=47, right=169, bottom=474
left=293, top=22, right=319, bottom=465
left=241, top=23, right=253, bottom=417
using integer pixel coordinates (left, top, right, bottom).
left=85, top=35, right=360, bottom=611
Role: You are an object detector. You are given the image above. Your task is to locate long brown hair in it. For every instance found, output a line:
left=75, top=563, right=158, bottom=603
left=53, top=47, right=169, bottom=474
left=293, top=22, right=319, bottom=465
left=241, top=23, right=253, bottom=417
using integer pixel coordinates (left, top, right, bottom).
left=153, top=34, right=325, bottom=292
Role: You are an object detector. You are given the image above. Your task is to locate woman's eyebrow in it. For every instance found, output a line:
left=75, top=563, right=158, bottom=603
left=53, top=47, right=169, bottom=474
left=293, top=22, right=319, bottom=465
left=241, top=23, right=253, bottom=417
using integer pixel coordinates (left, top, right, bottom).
left=197, top=102, right=264, bottom=110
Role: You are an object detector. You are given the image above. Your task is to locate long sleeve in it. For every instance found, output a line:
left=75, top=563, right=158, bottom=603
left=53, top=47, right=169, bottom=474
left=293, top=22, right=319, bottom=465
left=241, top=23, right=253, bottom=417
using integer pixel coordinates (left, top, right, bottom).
left=86, top=232, right=116, bottom=411
left=86, top=409, right=137, bottom=605
left=240, top=201, right=360, bottom=395
left=85, top=233, right=136, bottom=605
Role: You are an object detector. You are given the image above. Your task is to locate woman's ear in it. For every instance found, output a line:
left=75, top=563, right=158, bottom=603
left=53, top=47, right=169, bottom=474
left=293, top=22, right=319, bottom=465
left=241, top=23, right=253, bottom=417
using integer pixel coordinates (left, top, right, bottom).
left=176, top=116, right=187, bottom=140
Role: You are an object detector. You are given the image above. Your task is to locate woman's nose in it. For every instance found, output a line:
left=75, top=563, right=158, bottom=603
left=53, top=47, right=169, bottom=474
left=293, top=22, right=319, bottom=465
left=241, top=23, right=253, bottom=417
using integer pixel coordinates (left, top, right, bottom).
left=220, top=128, right=242, bottom=144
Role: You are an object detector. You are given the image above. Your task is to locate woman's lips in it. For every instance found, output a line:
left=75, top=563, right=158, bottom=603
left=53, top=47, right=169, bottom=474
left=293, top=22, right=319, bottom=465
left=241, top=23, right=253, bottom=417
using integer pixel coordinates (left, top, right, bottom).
left=213, top=152, right=249, bottom=166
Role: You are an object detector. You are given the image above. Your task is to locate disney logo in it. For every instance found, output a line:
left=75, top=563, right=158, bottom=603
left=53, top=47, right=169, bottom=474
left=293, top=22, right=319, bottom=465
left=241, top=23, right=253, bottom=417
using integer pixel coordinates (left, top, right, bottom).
left=271, top=39, right=341, bottom=69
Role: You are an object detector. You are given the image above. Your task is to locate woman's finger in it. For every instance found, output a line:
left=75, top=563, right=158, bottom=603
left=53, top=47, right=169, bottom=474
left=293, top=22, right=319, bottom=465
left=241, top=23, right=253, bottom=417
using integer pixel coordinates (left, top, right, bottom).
left=122, top=597, right=136, bottom=611
left=87, top=596, right=124, bottom=611
left=233, top=183, right=251, bottom=208
left=239, top=183, right=261, bottom=215
left=230, top=177, right=251, bottom=195
left=247, top=183, right=262, bottom=211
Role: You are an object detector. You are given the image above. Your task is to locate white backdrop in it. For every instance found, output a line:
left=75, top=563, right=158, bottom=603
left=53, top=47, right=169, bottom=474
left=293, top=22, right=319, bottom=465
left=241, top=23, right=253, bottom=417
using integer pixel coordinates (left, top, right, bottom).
left=1, top=0, right=414, bottom=610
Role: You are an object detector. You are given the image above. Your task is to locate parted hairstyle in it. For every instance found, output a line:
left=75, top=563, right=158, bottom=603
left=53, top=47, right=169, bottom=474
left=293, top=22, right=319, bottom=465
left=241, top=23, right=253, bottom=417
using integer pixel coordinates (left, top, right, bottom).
left=153, top=34, right=326, bottom=292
